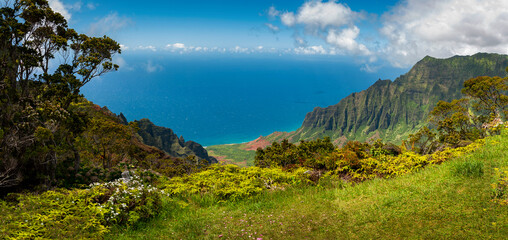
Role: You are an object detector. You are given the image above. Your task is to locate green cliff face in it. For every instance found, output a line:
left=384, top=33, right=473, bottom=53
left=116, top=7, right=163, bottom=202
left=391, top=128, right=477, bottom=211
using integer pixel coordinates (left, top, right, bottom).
left=270, top=53, right=508, bottom=145
left=135, top=119, right=217, bottom=163
left=209, top=53, right=508, bottom=163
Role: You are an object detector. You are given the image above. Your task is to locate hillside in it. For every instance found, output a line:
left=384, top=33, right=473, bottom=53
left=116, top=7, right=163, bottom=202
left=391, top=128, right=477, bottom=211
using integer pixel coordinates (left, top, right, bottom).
left=135, top=119, right=217, bottom=164
left=209, top=53, right=508, bottom=163
left=111, top=129, right=508, bottom=239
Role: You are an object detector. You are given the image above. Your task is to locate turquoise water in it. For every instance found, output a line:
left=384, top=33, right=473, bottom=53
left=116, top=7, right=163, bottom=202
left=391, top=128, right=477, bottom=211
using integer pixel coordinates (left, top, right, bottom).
left=81, top=53, right=405, bottom=146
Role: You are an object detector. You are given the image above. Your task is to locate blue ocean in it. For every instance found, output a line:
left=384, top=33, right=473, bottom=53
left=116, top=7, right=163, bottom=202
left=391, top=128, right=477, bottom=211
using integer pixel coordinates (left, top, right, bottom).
left=81, top=53, right=405, bottom=146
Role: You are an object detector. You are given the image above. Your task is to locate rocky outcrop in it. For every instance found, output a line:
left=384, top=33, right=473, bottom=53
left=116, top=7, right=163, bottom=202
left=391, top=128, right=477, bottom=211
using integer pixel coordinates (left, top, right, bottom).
left=135, top=119, right=217, bottom=164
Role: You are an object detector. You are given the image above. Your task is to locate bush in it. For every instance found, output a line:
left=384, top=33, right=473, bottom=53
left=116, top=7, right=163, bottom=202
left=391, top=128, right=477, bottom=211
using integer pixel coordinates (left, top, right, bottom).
left=0, top=189, right=108, bottom=239
left=163, top=164, right=310, bottom=202
left=88, top=173, right=163, bottom=225
left=0, top=173, right=164, bottom=239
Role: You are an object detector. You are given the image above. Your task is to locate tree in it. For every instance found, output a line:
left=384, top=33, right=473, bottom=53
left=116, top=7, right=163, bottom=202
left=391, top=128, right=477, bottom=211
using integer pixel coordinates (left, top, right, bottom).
left=0, top=0, right=120, bottom=189
left=84, top=117, right=133, bottom=169
left=462, top=75, right=508, bottom=122
left=429, top=99, right=483, bottom=145
left=404, top=126, right=439, bottom=155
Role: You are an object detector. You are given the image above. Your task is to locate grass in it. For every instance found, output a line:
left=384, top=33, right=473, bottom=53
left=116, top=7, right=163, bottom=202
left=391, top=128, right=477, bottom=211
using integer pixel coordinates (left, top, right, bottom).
left=110, top=132, right=508, bottom=239
left=207, top=144, right=256, bottom=167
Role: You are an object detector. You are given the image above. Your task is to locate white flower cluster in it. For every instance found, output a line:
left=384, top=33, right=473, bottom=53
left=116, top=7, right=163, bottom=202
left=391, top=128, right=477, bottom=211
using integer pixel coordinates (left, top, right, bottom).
left=88, top=173, right=161, bottom=223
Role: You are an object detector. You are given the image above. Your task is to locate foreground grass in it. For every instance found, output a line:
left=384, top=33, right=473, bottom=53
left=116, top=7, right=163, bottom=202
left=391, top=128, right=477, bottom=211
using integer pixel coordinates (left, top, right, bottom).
left=111, top=133, right=508, bottom=239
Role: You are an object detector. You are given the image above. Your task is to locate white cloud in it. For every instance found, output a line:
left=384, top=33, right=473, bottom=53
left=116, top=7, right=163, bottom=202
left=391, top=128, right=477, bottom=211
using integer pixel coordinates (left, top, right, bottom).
left=145, top=60, right=163, bottom=73
left=172, top=43, right=186, bottom=49
left=113, top=55, right=134, bottom=71
left=380, top=0, right=508, bottom=67
left=294, top=45, right=327, bottom=55
left=268, top=6, right=280, bottom=18
left=87, top=3, right=97, bottom=10
left=294, top=34, right=308, bottom=47
left=48, top=0, right=71, bottom=20
left=69, top=1, right=82, bottom=11
left=294, top=0, right=355, bottom=29
left=265, top=23, right=280, bottom=33
left=165, top=43, right=191, bottom=53
left=326, top=26, right=371, bottom=55
left=280, top=12, right=296, bottom=27
left=360, top=64, right=381, bottom=73
left=273, top=1, right=371, bottom=56
left=231, top=46, right=250, bottom=53
left=89, top=12, right=131, bottom=36
left=125, top=43, right=352, bottom=56
left=135, top=45, right=157, bottom=51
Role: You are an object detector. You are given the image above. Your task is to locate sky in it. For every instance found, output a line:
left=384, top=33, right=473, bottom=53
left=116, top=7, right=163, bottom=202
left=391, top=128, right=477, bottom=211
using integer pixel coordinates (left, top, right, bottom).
left=48, top=0, right=508, bottom=70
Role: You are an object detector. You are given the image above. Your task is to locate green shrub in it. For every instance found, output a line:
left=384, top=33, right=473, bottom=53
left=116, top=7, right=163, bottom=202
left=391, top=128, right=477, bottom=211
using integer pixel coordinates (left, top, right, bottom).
left=89, top=173, right=163, bottom=225
left=0, top=189, right=108, bottom=239
left=0, top=173, right=164, bottom=239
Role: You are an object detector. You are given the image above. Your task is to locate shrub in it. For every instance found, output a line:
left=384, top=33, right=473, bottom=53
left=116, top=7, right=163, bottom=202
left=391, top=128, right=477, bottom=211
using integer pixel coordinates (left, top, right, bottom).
left=0, top=189, right=108, bottom=239
left=0, top=172, right=163, bottom=239
left=88, top=173, right=163, bottom=225
left=163, top=164, right=310, bottom=202
left=255, top=138, right=335, bottom=168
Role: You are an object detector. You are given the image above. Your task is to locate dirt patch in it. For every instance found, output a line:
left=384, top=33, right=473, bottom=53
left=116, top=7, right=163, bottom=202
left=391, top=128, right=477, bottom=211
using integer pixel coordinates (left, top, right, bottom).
left=207, top=151, right=229, bottom=162
left=367, top=131, right=381, bottom=143
left=334, top=136, right=348, bottom=147
left=243, top=136, right=272, bottom=151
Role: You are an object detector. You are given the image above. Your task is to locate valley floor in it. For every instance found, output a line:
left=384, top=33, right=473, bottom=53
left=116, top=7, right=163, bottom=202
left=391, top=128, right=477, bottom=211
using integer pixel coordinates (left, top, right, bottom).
left=110, top=132, right=508, bottom=239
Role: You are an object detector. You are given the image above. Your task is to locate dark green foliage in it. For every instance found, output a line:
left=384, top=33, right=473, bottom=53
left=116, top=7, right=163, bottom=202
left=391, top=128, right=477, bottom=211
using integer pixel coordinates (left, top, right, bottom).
left=401, top=68, right=508, bottom=155
left=0, top=0, right=121, bottom=190
left=255, top=137, right=335, bottom=168
left=371, top=139, right=402, bottom=157
left=429, top=98, right=484, bottom=145
left=462, top=75, right=508, bottom=118
left=405, top=126, right=439, bottom=155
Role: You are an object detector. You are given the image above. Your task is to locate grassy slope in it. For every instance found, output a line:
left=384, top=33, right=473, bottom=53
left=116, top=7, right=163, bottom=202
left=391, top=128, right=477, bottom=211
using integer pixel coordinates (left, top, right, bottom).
left=111, top=132, right=508, bottom=239
left=207, top=144, right=256, bottom=167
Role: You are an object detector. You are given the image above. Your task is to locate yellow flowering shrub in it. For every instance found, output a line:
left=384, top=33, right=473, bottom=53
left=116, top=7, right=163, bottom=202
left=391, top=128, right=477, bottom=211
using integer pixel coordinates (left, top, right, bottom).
left=340, top=139, right=486, bottom=181
left=162, top=164, right=310, bottom=202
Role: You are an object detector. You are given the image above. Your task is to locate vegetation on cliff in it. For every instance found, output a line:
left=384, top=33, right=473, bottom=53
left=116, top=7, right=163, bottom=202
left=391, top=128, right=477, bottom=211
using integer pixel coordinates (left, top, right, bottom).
left=293, top=53, right=508, bottom=144
left=209, top=53, right=508, bottom=163
left=135, top=119, right=217, bottom=164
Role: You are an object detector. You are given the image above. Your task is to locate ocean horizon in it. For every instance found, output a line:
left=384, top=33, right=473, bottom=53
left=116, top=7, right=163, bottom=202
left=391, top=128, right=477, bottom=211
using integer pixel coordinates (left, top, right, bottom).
left=82, top=52, right=406, bottom=146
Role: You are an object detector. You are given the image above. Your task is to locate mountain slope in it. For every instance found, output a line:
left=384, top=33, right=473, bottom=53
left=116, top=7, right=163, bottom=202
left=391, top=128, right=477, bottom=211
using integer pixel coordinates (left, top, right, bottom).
left=272, top=53, right=508, bottom=144
left=208, top=53, right=508, bottom=163
left=135, top=119, right=217, bottom=164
